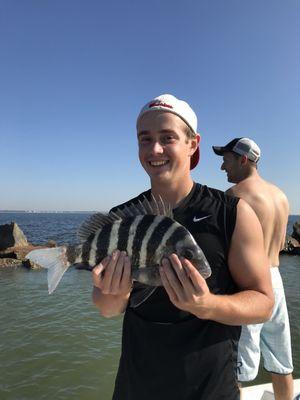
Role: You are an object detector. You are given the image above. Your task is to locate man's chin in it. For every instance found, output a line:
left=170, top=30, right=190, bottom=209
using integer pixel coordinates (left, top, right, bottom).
left=227, top=176, right=238, bottom=184
left=148, top=169, right=171, bottom=182
left=146, top=165, right=171, bottom=176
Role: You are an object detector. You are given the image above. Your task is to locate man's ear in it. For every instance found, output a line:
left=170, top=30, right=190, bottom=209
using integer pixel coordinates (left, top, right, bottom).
left=241, top=154, right=248, bottom=165
left=191, top=133, right=200, bottom=152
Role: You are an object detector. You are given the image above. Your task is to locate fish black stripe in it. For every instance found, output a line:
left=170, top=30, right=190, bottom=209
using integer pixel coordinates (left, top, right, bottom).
left=95, top=223, right=113, bottom=264
left=81, top=233, right=95, bottom=264
left=131, top=215, right=156, bottom=267
left=88, top=227, right=102, bottom=266
left=146, top=217, right=175, bottom=266
left=139, top=216, right=163, bottom=267
left=165, top=226, right=187, bottom=249
left=117, top=217, right=135, bottom=252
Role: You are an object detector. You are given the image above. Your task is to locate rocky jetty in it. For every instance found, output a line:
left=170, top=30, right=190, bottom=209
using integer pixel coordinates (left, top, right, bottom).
left=0, top=222, right=56, bottom=269
left=281, top=220, right=300, bottom=255
left=0, top=222, right=28, bottom=250
left=292, top=221, right=300, bottom=242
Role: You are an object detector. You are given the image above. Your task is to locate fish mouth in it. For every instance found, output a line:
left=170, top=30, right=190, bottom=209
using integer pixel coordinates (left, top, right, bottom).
left=148, top=160, right=169, bottom=167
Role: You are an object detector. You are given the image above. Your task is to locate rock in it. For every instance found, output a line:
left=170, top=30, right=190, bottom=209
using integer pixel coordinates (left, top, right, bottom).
left=290, top=247, right=300, bottom=255
left=281, top=234, right=300, bottom=255
left=0, top=222, right=28, bottom=250
left=0, top=244, right=56, bottom=269
left=0, top=244, right=44, bottom=260
left=292, top=221, right=300, bottom=243
left=22, top=258, right=42, bottom=270
left=0, top=257, right=42, bottom=269
left=0, top=222, right=58, bottom=269
left=46, top=240, right=57, bottom=248
left=0, top=258, right=23, bottom=268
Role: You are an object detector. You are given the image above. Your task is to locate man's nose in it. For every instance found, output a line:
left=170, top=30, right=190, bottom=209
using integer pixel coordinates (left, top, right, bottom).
left=151, top=141, right=164, bottom=154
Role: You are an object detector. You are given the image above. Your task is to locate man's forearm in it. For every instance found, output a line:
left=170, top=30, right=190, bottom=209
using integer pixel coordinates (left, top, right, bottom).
left=92, top=286, right=130, bottom=318
left=194, top=290, right=274, bottom=325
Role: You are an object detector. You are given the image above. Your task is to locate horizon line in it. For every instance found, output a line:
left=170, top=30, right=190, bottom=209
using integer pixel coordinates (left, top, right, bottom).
left=0, top=210, right=104, bottom=214
left=0, top=210, right=299, bottom=217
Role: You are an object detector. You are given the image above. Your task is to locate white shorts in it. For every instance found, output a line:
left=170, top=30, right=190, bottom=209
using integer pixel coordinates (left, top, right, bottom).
left=237, top=267, right=293, bottom=382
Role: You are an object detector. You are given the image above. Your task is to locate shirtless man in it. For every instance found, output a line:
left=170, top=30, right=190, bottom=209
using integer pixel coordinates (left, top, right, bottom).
left=213, top=137, right=294, bottom=400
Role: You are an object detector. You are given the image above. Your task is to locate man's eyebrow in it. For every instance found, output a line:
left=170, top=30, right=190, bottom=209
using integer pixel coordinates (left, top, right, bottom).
left=137, top=130, right=151, bottom=137
left=159, top=129, right=177, bottom=134
left=137, top=129, right=177, bottom=136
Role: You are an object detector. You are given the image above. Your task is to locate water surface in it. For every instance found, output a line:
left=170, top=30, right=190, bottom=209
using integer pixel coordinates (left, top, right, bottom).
left=0, top=213, right=299, bottom=399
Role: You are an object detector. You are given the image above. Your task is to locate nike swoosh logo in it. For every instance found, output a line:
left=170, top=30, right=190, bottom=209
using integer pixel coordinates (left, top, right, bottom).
left=193, top=215, right=212, bottom=222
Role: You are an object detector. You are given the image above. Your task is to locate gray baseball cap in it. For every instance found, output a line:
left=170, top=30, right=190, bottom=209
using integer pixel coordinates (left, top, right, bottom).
left=212, top=137, right=261, bottom=163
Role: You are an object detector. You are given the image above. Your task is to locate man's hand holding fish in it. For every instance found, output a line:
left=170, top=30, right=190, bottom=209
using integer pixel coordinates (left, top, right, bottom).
left=92, top=250, right=132, bottom=317
left=160, top=254, right=214, bottom=319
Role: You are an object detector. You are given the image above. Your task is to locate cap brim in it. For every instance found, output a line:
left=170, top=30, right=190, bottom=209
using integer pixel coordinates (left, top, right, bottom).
left=212, top=146, right=226, bottom=156
left=190, top=147, right=200, bottom=170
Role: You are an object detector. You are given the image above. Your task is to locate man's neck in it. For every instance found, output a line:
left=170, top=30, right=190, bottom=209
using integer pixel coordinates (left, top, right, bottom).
left=236, top=167, right=260, bottom=184
left=150, top=177, right=195, bottom=208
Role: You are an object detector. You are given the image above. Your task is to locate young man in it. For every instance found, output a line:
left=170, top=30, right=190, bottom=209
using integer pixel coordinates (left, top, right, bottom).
left=92, top=95, right=274, bottom=400
left=213, top=138, right=294, bottom=400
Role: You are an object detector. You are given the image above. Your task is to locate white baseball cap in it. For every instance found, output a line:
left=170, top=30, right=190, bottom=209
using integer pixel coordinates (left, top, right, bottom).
left=212, top=137, right=261, bottom=163
left=137, top=94, right=199, bottom=169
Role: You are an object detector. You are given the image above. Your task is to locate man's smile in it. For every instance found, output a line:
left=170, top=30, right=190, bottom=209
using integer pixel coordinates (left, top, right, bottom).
left=149, top=160, right=170, bottom=167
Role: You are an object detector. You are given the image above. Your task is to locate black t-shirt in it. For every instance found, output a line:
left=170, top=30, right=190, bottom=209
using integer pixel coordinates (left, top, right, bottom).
left=111, top=183, right=241, bottom=400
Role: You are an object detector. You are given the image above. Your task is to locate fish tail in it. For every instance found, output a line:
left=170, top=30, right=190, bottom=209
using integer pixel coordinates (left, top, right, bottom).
left=25, top=246, right=70, bottom=294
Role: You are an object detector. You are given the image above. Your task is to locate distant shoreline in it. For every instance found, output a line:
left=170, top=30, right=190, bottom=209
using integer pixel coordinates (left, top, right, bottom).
left=0, top=210, right=299, bottom=216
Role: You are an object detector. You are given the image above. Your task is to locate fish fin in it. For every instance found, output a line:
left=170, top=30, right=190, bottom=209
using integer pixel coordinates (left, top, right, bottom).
left=25, top=246, right=70, bottom=294
left=147, top=194, right=173, bottom=218
left=77, top=212, right=121, bottom=242
left=113, top=195, right=173, bottom=219
left=129, top=284, right=157, bottom=308
left=112, top=203, right=139, bottom=218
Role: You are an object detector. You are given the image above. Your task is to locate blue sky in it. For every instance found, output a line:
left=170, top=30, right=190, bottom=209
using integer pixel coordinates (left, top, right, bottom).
left=1, top=0, right=299, bottom=213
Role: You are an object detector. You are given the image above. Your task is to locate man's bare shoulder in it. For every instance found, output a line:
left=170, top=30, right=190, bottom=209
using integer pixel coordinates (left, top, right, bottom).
left=227, top=178, right=289, bottom=218
left=226, top=178, right=270, bottom=216
left=228, top=177, right=283, bottom=199
left=225, top=178, right=256, bottom=198
left=267, top=181, right=289, bottom=204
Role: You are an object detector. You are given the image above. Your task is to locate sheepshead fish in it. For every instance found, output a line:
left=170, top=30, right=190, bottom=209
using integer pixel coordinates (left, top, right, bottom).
left=26, top=196, right=211, bottom=306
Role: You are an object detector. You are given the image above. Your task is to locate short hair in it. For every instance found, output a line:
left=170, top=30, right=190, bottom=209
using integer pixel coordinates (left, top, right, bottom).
left=231, top=151, right=258, bottom=168
left=184, top=124, right=196, bottom=140
left=230, top=151, right=240, bottom=159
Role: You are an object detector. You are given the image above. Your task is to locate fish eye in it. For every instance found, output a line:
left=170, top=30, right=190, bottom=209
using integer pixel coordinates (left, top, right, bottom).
left=183, top=249, right=194, bottom=260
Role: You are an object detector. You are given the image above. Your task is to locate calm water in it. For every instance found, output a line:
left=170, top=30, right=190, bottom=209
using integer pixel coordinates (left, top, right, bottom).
left=0, top=213, right=299, bottom=399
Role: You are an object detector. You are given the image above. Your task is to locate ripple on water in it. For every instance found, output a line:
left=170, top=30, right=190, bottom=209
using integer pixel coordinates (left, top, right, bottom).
left=1, top=268, right=122, bottom=400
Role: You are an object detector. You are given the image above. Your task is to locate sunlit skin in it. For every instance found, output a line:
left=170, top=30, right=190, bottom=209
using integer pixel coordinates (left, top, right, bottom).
left=159, top=254, right=212, bottom=317
left=92, top=250, right=132, bottom=318
left=158, top=199, right=274, bottom=324
left=219, top=149, right=293, bottom=399
left=137, top=111, right=199, bottom=194
left=221, top=152, right=246, bottom=183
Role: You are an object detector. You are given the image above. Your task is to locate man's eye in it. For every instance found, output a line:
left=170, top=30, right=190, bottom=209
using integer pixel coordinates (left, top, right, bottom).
left=139, top=137, right=151, bottom=144
left=163, top=136, right=175, bottom=143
